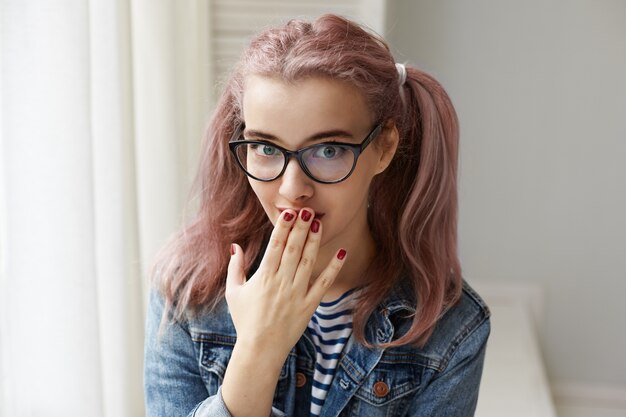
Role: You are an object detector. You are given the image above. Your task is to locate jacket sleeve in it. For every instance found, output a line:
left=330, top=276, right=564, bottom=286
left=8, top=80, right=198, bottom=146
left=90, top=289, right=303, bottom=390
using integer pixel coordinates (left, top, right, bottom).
left=144, top=289, right=286, bottom=417
left=407, top=316, right=491, bottom=417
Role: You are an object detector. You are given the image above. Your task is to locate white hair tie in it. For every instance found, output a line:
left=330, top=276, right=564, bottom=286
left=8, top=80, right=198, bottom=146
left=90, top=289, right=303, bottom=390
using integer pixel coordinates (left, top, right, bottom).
left=395, top=63, right=407, bottom=86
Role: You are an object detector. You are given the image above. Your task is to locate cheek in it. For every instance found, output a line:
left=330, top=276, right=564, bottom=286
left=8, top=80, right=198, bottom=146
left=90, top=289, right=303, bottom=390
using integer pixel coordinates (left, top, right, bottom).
left=325, top=180, right=371, bottom=218
left=341, top=163, right=377, bottom=201
left=248, top=180, right=276, bottom=221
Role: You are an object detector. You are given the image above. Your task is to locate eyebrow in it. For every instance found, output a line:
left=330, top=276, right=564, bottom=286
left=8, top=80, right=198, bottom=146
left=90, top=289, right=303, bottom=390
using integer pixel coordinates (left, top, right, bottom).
left=243, top=128, right=355, bottom=145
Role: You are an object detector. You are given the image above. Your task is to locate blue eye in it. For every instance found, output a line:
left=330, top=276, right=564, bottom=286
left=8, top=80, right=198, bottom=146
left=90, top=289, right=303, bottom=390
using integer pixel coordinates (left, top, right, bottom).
left=262, top=145, right=278, bottom=156
left=250, top=143, right=280, bottom=157
left=313, top=145, right=345, bottom=159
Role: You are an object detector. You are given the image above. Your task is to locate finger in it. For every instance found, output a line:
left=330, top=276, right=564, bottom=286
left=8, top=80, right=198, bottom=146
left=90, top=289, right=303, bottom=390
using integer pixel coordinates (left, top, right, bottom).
left=258, top=209, right=297, bottom=273
left=306, top=248, right=347, bottom=304
left=292, top=219, right=322, bottom=293
left=278, top=208, right=316, bottom=279
left=225, top=243, right=245, bottom=302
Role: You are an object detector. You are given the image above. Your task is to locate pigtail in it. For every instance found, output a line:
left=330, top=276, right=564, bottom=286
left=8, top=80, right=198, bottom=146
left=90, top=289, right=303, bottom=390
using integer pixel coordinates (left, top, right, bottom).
left=356, top=66, right=462, bottom=348
left=396, top=67, right=462, bottom=345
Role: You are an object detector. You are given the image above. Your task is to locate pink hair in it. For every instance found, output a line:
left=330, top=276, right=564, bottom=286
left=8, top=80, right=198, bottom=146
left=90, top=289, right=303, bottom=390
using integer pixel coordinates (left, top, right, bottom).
left=153, top=14, right=462, bottom=347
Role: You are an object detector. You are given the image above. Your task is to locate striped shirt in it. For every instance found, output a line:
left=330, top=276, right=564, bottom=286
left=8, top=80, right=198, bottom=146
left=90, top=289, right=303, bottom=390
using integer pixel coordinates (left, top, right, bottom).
left=306, top=289, right=357, bottom=417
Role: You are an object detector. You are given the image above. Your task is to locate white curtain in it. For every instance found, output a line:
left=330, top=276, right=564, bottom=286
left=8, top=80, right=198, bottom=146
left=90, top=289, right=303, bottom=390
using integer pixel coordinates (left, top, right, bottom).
left=0, top=1, right=211, bottom=416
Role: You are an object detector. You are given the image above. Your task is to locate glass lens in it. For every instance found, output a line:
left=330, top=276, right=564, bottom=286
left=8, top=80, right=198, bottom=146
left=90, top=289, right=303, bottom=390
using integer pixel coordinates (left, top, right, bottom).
left=235, top=142, right=285, bottom=180
left=302, top=144, right=355, bottom=182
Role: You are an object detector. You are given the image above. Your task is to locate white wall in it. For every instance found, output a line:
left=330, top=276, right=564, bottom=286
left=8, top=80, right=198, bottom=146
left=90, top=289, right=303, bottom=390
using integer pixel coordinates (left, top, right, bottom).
left=387, top=0, right=626, bottom=388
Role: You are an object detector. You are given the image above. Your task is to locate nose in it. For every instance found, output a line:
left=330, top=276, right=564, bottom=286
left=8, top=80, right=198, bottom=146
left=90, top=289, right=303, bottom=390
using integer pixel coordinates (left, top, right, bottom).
left=278, top=158, right=314, bottom=202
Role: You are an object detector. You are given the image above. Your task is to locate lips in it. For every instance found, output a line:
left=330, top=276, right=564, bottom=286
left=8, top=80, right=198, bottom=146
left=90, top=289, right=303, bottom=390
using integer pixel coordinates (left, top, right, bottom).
left=278, top=207, right=325, bottom=220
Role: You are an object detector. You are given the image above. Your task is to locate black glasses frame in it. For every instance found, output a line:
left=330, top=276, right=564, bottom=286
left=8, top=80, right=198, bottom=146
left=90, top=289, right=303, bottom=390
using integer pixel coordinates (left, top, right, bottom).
left=228, top=123, right=383, bottom=184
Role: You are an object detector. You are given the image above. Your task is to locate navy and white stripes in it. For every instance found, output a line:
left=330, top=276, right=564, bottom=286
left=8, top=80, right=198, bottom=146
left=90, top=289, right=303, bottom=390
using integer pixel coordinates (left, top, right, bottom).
left=306, top=289, right=357, bottom=416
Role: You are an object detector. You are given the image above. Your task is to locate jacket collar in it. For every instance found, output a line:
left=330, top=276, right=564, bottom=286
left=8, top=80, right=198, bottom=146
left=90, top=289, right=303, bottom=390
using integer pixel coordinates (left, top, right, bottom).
left=376, top=279, right=417, bottom=318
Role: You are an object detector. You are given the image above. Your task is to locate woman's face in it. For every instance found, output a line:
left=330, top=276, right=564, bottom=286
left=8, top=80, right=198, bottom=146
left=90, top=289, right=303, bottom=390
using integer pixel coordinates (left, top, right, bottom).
left=241, top=75, right=394, bottom=253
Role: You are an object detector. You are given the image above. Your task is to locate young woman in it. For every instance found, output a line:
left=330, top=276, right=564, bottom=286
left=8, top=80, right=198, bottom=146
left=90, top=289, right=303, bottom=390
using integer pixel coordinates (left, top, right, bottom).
left=144, top=14, right=490, bottom=417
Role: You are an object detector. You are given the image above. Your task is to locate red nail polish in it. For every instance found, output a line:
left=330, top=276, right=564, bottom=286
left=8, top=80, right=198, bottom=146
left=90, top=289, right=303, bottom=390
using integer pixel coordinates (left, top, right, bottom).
left=230, top=244, right=236, bottom=255
left=300, top=209, right=312, bottom=221
left=311, top=219, right=320, bottom=233
left=283, top=211, right=294, bottom=222
left=337, top=249, right=347, bottom=260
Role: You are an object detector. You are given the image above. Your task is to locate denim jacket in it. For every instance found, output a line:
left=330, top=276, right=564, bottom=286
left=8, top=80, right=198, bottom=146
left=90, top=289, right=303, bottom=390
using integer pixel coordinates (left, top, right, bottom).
left=144, top=280, right=490, bottom=417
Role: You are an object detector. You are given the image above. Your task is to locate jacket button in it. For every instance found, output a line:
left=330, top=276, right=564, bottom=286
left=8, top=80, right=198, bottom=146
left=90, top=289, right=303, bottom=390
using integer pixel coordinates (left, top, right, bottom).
left=373, top=381, right=389, bottom=398
left=296, top=372, right=307, bottom=388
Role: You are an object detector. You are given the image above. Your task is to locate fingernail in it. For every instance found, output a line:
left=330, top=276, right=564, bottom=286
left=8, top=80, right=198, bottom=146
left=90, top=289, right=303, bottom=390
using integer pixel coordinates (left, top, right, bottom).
left=300, top=209, right=312, bottom=221
left=337, top=249, right=347, bottom=260
left=311, top=219, right=320, bottom=233
left=230, top=244, right=236, bottom=255
left=283, top=211, right=294, bottom=222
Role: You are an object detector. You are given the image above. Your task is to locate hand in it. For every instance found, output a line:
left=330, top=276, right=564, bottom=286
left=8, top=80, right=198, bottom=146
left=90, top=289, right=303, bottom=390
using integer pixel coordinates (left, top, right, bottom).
left=225, top=208, right=347, bottom=364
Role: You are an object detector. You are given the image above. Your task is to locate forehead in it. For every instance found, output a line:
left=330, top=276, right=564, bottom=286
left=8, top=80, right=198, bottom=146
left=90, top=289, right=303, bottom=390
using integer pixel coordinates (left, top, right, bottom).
left=242, top=75, right=372, bottom=138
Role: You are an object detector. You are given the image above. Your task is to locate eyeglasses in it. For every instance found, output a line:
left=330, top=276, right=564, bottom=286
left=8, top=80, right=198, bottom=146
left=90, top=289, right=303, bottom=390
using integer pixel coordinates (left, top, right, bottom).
left=228, top=123, right=383, bottom=184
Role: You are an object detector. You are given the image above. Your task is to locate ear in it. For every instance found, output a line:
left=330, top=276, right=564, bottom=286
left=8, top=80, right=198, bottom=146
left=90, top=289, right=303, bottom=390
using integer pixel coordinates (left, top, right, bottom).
left=374, top=120, right=400, bottom=175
